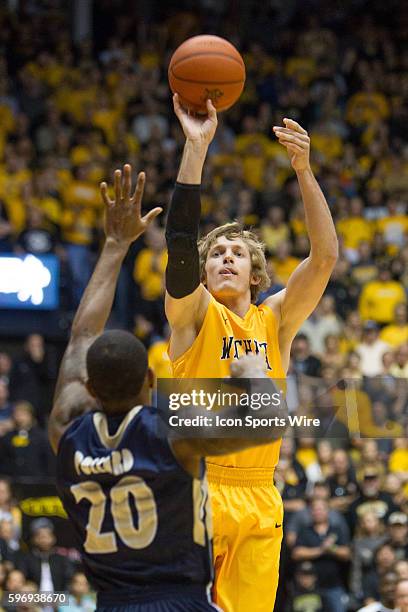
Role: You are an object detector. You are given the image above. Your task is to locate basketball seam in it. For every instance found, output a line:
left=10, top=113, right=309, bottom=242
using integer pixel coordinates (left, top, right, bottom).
left=169, top=72, right=244, bottom=85
left=169, top=51, right=245, bottom=71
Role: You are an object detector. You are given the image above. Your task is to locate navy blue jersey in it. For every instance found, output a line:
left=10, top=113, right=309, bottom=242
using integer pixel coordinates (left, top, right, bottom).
left=56, top=406, right=213, bottom=593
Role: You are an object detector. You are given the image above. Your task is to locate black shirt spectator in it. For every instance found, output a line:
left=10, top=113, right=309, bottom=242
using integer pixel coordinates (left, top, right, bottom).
left=348, top=469, right=400, bottom=535
left=18, top=518, right=74, bottom=592
left=386, top=512, right=408, bottom=561
left=287, top=562, right=324, bottom=612
left=328, top=449, right=359, bottom=514
left=291, top=334, right=321, bottom=377
left=9, top=334, right=55, bottom=422
left=16, top=207, right=58, bottom=255
left=293, top=499, right=350, bottom=611
left=0, top=402, right=53, bottom=480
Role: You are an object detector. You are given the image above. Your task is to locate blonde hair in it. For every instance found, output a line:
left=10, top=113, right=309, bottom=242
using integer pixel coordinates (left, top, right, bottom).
left=198, top=222, right=270, bottom=302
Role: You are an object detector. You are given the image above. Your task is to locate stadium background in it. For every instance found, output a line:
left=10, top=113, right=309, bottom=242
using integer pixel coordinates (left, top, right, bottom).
left=0, top=0, right=407, bottom=610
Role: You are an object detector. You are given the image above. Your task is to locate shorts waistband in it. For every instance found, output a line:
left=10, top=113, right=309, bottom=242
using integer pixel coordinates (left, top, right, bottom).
left=97, top=584, right=210, bottom=606
left=206, top=463, right=275, bottom=486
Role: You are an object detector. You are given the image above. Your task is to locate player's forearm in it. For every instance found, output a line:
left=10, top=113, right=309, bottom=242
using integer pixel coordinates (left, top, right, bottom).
left=165, top=183, right=201, bottom=298
left=330, top=545, right=351, bottom=561
left=296, top=167, right=338, bottom=263
left=177, top=141, right=208, bottom=184
left=71, top=238, right=128, bottom=338
left=292, top=546, right=323, bottom=561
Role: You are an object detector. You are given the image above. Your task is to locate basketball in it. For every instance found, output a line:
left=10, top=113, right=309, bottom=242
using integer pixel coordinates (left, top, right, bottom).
left=168, top=35, right=245, bottom=113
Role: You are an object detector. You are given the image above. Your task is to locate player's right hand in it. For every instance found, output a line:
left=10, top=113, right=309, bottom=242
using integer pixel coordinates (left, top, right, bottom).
left=173, top=93, right=218, bottom=147
left=230, top=354, right=268, bottom=378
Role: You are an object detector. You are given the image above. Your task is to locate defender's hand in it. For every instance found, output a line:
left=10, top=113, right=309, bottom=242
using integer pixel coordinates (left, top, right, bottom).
left=230, top=354, right=268, bottom=379
left=100, top=164, right=162, bottom=246
left=173, top=93, right=218, bottom=148
left=273, top=119, right=310, bottom=172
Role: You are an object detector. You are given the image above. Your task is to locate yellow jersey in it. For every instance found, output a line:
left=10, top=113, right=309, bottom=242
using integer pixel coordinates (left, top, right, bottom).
left=170, top=296, right=285, bottom=469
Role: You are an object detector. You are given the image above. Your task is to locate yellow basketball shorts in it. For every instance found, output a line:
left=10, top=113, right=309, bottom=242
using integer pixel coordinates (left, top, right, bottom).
left=207, top=464, right=283, bottom=612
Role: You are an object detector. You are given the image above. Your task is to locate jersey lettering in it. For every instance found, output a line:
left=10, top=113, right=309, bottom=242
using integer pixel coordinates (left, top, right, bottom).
left=221, top=336, right=272, bottom=370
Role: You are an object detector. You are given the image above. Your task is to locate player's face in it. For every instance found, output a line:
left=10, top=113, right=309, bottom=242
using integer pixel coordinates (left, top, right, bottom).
left=204, top=236, right=258, bottom=300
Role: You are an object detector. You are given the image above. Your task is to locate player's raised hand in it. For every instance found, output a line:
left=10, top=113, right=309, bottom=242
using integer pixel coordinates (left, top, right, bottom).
left=173, top=93, right=218, bottom=147
left=100, top=164, right=162, bottom=247
left=273, top=119, right=310, bottom=172
left=230, top=354, right=268, bottom=378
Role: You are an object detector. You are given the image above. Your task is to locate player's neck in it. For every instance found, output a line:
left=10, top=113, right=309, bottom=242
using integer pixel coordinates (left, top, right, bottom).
left=215, top=293, right=252, bottom=319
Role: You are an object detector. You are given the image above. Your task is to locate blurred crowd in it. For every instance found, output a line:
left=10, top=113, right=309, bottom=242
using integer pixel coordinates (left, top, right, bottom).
left=0, top=0, right=407, bottom=610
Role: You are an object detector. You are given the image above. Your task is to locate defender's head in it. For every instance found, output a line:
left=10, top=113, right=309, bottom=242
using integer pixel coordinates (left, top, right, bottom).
left=86, top=330, right=152, bottom=414
left=198, top=222, right=270, bottom=303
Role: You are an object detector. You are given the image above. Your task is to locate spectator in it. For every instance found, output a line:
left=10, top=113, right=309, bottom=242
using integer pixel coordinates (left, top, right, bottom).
left=359, top=264, right=406, bottom=325
left=147, top=325, right=172, bottom=379
left=287, top=562, right=323, bottom=612
left=395, top=579, right=408, bottom=612
left=260, top=206, right=289, bottom=253
left=357, top=570, right=398, bottom=612
left=348, top=469, right=400, bottom=535
left=0, top=519, right=20, bottom=568
left=15, top=206, right=58, bottom=255
left=4, top=568, right=26, bottom=592
left=0, top=402, right=53, bottom=480
left=350, top=512, right=387, bottom=607
left=376, top=200, right=408, bottom=253
left=19, top=519, right=73, bottom=593
left=271, top=241, right=300, bottom=286
left=351, top=241, right=378, bottom=288
left=0, top=382, right=13, bottom=438
left=395, top=562, right=408, bottom=582
left=355, top=321, right=390, bottom=377
left=293, top=498, right=350, bottom=612
left=275, top=437, right=307, bottom=519
left=0, top=353, right=12, bottom=387
left=302, top=295, right=343, bottom=355
left=357, top=440, right=387, bottom=483
left=316, top=440, right=334, bottom=480
left=320, top=334, right=345, bottom=369
left=59, top=572, right=95, bottom=612
left=328, top=449, right=359, bottom=514
left=9, top=334, right=55, bottom=422
left=291, top=334, right=321, bottom=377
left=0, top=561, right=6, bottom=601
left=336, top=198, right=373, bottom=263
left=286, top=481, right=349, bottom=548
left=389, top=439, right=408, bottom=485
left=389, top=344, right=408, bottom=378
left=0, top=479, right=21, bottom=550
left=380, top=303, right=408, bottom=348
left=133, top=224, right=167, bottom=333
left=386, top=513, right=408, bottom=561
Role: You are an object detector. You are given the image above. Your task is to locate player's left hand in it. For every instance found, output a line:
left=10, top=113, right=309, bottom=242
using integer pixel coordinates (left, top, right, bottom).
left=100, top=164, right=162, bottom=246
left=230, top=354, right=267, bottom=378
left=273, top=119, right=310, bottom=172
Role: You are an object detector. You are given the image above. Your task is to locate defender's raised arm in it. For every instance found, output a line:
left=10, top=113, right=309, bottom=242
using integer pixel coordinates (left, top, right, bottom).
left=49, top=166, right=161, bottom=452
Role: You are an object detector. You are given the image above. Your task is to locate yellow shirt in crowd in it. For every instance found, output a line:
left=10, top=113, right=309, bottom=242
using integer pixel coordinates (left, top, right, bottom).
left=133, top=249, right=167, bottom=301
left=271, top=256, right=300, bottom=285
left=380, top=324, right=408, bottom=347
left=359, top=280, right=406, bottom=323
left=336, top=217, right=373, bottom=249
left=148, top=340, right=172, bottom=379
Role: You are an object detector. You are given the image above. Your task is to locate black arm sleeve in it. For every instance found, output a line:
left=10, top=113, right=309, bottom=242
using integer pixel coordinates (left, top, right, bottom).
left=165, top=182, right=201, bottom=298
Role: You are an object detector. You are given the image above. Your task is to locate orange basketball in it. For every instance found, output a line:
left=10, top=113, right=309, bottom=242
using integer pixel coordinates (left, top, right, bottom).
left=168, top=35, right=245, bottom=113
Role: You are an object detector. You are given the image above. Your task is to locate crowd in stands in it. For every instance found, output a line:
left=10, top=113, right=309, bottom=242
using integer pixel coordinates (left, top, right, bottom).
left=0, top=0, right=407, bottom=610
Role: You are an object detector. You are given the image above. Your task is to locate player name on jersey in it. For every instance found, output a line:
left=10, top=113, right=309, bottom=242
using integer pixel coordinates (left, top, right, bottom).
left=74, top=449, right=133, bottom=476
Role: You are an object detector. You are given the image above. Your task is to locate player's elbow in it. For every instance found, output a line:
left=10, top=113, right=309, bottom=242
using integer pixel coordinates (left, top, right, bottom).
left=311, top=243, right=338, bottom=271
